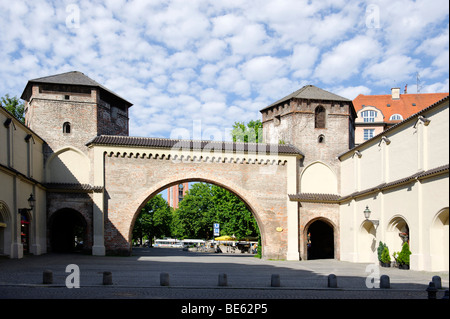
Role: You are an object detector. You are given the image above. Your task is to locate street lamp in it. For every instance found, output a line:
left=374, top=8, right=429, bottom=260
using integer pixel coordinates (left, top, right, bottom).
left=27, top=194, right=35, bottom=210
left=19, top=193, right=35, bottom=214
left=363, top=206, right=379, bottom=227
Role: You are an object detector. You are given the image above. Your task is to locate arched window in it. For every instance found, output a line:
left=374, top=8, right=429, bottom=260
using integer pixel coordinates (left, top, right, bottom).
left=389, top=114, right=403, bottom=121
left=318, top=134, right=325, bottom=143
left=315, top=106, right=326, bottom=128
left=63, top=122, right=71, bottom=134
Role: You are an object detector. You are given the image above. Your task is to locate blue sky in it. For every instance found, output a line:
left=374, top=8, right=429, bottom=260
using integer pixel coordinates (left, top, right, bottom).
left=1, top=0, right=448, bottom=141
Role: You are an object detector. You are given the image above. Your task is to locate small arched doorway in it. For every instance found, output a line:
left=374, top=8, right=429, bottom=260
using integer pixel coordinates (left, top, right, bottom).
left=430, top=208, right=449, bottom=271
left=0, top=202, right=11, bottom=256
left=386, top=216, right=409, bottom=252
left=50, top=208, right=87, bottom=253
left=306, top=219, right=334, bottom=260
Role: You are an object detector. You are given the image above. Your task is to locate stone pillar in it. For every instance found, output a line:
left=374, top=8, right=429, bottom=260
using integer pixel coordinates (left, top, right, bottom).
left=286, top=157, right=300, bottom=260
left=92, top=147, right=105, bottom=256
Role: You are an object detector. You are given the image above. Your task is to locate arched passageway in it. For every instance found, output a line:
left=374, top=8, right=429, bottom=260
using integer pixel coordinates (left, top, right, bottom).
left=50, top=208, right=87, bottom=253
left=129, top=180, right=262, bottom=255
left=306, top=219, right=334, bottom=260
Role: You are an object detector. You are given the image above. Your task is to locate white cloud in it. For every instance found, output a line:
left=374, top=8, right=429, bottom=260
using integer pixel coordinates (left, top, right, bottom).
left=211, top=14, right=247, bottom=37
left=197, top=39, right=228, bottom=61
left=290, top=44, right=320, bottom=78
left=0, top=0, right=448, bottom=141
left=363, top=55, right=420, bottom=86
left=227, top=24, right=273, bottom=57
left=332, top=85, right=372, bottom=100
left=241, top=56, right=287, bottom=83
left=314, top=35, right=381, bottom=83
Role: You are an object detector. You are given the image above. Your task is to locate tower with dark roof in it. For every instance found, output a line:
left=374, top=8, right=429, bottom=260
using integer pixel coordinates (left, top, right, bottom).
left=260, top=85, right=357, bottom=260
left=20, top=71, right=132, bottom=157
left=260, top=85, right=356, bottom=176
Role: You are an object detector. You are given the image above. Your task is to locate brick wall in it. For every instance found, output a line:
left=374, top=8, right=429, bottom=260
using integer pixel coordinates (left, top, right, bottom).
left=103, top=154, right=291, bottom=259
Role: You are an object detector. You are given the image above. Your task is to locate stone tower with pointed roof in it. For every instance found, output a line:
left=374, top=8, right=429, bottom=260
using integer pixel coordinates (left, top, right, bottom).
left=260, top=85, right=356, bottom=173
left=260, top=85, right=356, bottom=260
left=21, top=71, right=132, bottom=158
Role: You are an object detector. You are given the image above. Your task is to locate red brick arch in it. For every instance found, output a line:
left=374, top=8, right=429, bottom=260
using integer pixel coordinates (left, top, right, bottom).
left=101, top=150, right=294, bottom=259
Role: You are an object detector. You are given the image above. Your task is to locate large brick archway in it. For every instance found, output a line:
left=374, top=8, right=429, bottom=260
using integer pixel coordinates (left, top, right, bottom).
left=87, top=136, right=302, bottom=260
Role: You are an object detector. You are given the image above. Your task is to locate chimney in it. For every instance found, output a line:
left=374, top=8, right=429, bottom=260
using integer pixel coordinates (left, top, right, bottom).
left=391, top=88, right=400, bottom=100
left=404, top=84, right=407, bottom=94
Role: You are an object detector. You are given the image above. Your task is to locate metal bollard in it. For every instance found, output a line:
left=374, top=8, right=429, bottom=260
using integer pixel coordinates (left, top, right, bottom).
left=426, top=281, right=437, bottom=299
left=432, top=276, right=442, bottom=289
left=271, top=274, right=280, bottom=287
left=380, top=275, right=390, bottom=289
left=328, top=274, right=337, bottom=288
left=103, top=271, right=112, bottom=285
left=218, top=273, right=227, bottom=286
left=43, top=270, right=53, bottom=284
left=160, top=272, right=170, bottom=286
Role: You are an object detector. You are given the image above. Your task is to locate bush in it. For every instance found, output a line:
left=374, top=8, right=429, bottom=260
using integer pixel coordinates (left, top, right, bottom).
left=377, top=241, right=386, bottom=262
left=380, top=246, right=391, bottom=264
left=397, top=242, right=411, bottom=265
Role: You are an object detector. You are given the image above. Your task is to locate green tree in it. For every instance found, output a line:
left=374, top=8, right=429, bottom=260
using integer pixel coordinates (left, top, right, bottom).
left=231, top=120, right=262, bottom=143
left=1, top=94, right=25, bottom=123
left=172, top=183, right=259, bottom=240
left=132, top=194, right=173, bottom=246
left=211, top=185, right=259, bottom=239
left=172, top=183, right=215, bottom=239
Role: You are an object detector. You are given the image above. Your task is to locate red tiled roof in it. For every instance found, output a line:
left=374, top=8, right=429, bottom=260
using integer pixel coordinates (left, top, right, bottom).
left=353, top=92, right=448, bottom=124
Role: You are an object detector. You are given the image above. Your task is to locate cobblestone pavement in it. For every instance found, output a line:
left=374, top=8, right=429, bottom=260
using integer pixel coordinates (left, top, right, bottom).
left=0, top=248, right=448, bottom=300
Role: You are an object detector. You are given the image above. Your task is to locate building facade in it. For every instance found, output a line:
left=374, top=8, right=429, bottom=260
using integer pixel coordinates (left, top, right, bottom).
left=339, top=96, right=449, bottom=271
left=0, top=106, right=46, bottom=258
left=167, top=183, right=189, bottom=209
left=353, top=88, right=448, bottom=145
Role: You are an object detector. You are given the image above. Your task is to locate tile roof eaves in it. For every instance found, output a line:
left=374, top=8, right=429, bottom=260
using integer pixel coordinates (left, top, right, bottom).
left=45, top=183, right=103, bottom=193
left=86, top=136, right=304, bottom=156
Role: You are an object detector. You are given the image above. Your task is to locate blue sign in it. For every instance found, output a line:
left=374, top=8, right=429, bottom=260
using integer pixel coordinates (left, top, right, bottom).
left=213, top=223, right=220, bottom=236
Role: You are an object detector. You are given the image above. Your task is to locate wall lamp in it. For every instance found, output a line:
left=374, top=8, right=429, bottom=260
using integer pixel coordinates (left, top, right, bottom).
left=18, top=194, right=35, bottom=214
left=363, top=205, right=379, bottom=227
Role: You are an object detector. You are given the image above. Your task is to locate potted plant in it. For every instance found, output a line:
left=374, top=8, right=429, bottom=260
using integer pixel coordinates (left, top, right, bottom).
left=396, top=242, right=411, bottom=270
left=380, top=246, right=391, bottom=267
left=392, top=251, right=399, bottom=267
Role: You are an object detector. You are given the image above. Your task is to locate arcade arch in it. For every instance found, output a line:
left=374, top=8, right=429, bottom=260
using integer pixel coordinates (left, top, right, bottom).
left=0, top=201, right=11, bottom=256
left=305, top=218, right=335, bottom=260
left=430, top=208, right=449, bottom=271
left=358, top=220, right=377, bottom=263
left=49, top=208, right=87, bottom=253
left=386, top=215, right=409, bottom=253
left=128, top=178, right=263, bottom=254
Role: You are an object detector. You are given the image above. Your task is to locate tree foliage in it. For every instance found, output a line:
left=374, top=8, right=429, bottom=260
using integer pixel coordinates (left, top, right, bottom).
left=132, top=194, right=173, bottom=246
left=172, top=183, right=259, bottom=240
left=132, top=184, right=260, bottom=243
left=231, top=120, right=262, bottom=143
left=1, top=94, right=25, bottom=123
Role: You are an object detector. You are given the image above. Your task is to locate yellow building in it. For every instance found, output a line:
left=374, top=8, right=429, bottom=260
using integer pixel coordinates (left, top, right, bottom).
left=339, top=96, right=449, bottom=271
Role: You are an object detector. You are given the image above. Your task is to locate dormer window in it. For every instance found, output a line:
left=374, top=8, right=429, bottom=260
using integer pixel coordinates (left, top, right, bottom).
left=361, top=110, right=377, bottom=123
left=389, top=114, right=403, bottom=121
left=63, top=122, right=71, bottom=134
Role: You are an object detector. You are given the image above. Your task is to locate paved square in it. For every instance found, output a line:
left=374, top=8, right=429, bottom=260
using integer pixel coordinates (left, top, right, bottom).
left=0, top=248, right=448, bottom=299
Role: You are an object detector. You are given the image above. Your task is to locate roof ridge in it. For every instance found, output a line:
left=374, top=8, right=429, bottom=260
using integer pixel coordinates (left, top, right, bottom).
left=87, top=135, right=304, bottom=156
left=95, top=135, right=300, bottom=148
